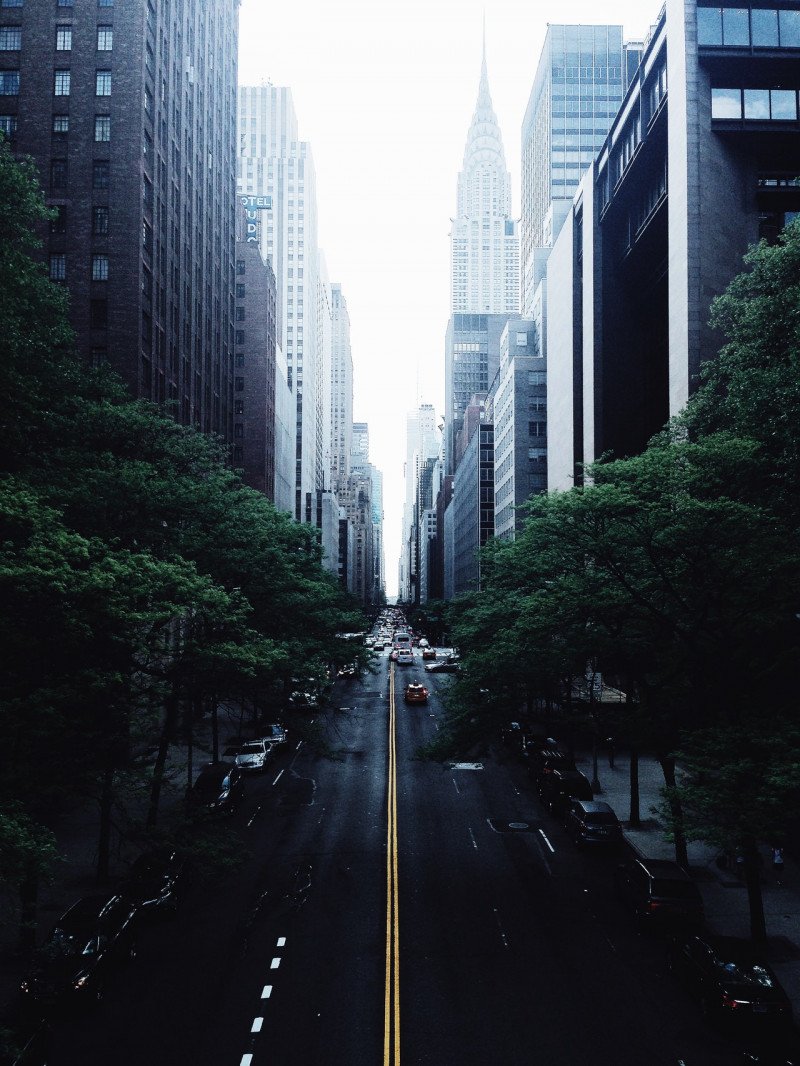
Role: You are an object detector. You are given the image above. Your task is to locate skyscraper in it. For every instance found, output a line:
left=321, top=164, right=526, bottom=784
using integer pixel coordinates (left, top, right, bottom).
left=449, top=38, right=519, bottom=316
left=238, top=85, right=327, bottom=523
left=330, top=284, right=353, bottom=487
left=521, top=25, right=633, bottom=304
left=1, top=0, right=240, bottom=439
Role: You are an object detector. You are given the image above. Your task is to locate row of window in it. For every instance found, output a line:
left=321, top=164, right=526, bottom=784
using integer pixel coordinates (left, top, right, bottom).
left=711, top=86, right=800, bottom=120
left=0, top=69, right=112, bottom=97
left=0, top=25, right=113, bottom=50
left=698, top=6, right=800, bottom=48
left=1, top=0, right=112, bottom=6
left=49, top=253, right=109, bottom=281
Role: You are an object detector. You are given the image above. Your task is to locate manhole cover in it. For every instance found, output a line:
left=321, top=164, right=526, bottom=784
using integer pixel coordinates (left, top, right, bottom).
left=508, top=822, right=530, bottom=830
left=488, top=819, right=536, bottom=834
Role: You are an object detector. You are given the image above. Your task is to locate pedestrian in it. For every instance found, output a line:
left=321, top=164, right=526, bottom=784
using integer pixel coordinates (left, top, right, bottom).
left=772, top=845, right=785, bottom=886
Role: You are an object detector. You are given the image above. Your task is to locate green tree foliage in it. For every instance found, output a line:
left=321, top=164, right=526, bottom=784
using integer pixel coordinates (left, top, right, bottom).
left=0, top=147, right=360, bottom=916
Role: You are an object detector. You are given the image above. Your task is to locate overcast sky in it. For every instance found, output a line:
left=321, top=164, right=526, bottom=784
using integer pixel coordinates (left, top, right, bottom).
left=238, top=0, right=658, bottom=598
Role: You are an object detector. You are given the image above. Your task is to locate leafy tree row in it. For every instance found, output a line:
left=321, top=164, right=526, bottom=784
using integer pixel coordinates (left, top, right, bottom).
left=0, top=146, right=366, bottom=940
left=441, top=219, right=800, bottom=941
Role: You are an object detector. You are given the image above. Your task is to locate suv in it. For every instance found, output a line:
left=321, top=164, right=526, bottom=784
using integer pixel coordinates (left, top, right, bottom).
left=565, top=800, right=623, bottom=847
left=539, top=768, right=593, bottom=814
left=527, top=745, right=576, bottom=781
left=20, top=895, right=138, bottom=1007
left=615, top=857, right=704, bottom=928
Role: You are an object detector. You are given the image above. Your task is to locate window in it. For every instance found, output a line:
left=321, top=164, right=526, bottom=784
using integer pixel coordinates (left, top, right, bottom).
left=90, top=347, right=107, bottom=366
left=779, top=9, right=800, bottom=46
left=711, top=87, right=742, bottom=118
left=235, top=306, right=245, bottom=321
left=0, top=26, right=21, bottom=49
left=234, top=423, right=244, bottom=438
left=697, top=7, right=723, bottom=45
left=0, top=71, right=19, bottom=95
left=235, top=353, right=245, bottom=367
left=723, top=7, right=749, bottom=46
left=0, top=114, right=17, bottom=138
left=93, top=160, right=110, bottom=188
left=55, top=25, right=72, bottom=50
left=235, top=377, right=244, bottom=392
left=96, top=70, right=111, bottom=95
left=54, top=70, right=70, bottom=96
left=235, top=283, right=245, bottom=298
left=770, top=89, right=797, bottom=120
left=235, top=259, right=245, bottom=274
left=94, top=115, right=110, bottom=141
left=751, top=8, right=779, bottom=46
left=90, top=299, right=108, bottom=328
left=0, top=0, right=23, bottom=7
left=52, top=114, right=69, bottom=132
left=57, top=0, right=74, bottom=6
left=50, top=158, right=68, bottom=188
left=98, top=0, right=113, bottom=6
left=96, top=26, right=113, bottom=50
left=92, top=206, right=109, bottom=234
left=516, top=331, right=528, bottom=346
left=235, top=329, right=244, bottom=344
left=234, top=400, right=244, bottom=416
left=49, top=254, right=66, bottom=280
left=744, top=88, right=770, bottom=119
left=91, top=254, right=109, bottom=280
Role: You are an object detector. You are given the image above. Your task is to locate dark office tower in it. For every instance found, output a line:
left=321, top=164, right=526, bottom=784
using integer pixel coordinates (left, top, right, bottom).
left=444, top=311, right=508, bottom=475
left=0, top=0, right=240, bottom=440
left=234, top=211, right=278, bottom=500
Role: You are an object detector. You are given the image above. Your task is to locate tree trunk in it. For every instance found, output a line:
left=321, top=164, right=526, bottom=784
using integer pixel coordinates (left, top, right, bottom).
left=744, top=837, right=767, bottom=944
left=660, top=755, right=689, bottom=870
left=146, top=689, right=179, bottom=830
left=211, top=693, right=219, bottom=763
left=18, top=863, right=39, bottom=952
left=97, top=763, right=115, bottom=884
left=629, top=744, right=641, bottom=828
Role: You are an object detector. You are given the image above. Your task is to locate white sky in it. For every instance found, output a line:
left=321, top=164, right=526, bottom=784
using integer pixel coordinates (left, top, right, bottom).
left=238, top=0, right=658, bottom=598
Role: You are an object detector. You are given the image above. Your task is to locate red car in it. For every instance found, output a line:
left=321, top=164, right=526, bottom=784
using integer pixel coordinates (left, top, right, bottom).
left=421, top=647, right=437, bottom=660
left=404, top=683, right=429, bottom=704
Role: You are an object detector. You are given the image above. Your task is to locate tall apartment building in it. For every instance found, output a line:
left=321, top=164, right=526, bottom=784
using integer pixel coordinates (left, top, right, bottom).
left=399, top=404, right=439, bottom=601
left=237, top=85, right=328, bottom=523
left=330, top=283, right=353, bottom=487
left=545, top=0, right=800, bottom=490
left=0, top=0, right=240, bottom=438
left=450, top=41, right=519, bottom=316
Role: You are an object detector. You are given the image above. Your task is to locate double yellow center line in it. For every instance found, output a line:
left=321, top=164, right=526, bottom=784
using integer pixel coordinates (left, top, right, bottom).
left=384, top=663, right=400, bottom=1066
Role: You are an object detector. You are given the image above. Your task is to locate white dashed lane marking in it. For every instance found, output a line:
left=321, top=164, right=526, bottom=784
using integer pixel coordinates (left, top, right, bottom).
left=270, top=957, right=281, bottom=969
left=277, top=936, right=286, bottom=947
left=261, top=985, right=272, bottom=999
left=538, top=829, right=555, bottom=853
left=272, top=769, right=284, bottom=786
left=251, top=1018, right=263, bottom=1033
left=468, top=827, right=478, bottom=850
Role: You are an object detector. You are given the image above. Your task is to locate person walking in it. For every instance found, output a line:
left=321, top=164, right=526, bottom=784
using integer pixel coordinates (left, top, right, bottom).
left=772, top=845, right=785, bottom=886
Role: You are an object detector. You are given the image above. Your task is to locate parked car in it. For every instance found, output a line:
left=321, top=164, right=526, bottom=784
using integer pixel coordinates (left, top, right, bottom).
left=538, top=767, right=593, bottom=814
left=565, top=799, right=623, bottom=847
left=260, top=722, right=287, bottom=746
left=425, top=660, right=460, bottom=673
left=120, top=849, right=188, bottom=919
left=337, top=663, right=357, bottom=678
left=233, top=739, right=271, bottom=773
left=287, top=690, right=319, bottom=710
left=614, top=857, right=704, bottom=929
left=421, top=647, right=438, bottom=661
left=527, top=745, right=577, bottom=782
left=668, top=934, right=793, bottom=1036
left=404, top=683, right=429, bottom=704
left=20, top=895, right=138, bottom=1008
left=189, top=762, right=245, bottom=814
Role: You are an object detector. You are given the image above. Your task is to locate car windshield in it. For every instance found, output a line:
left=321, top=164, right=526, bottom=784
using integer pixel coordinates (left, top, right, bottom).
left=713, top=954, right=775, bottom=988
left=652, top=880, right=698, bottom=899
left=240, top=743, right=264, bottom=755
left=48, top=929, right=98, bottom=957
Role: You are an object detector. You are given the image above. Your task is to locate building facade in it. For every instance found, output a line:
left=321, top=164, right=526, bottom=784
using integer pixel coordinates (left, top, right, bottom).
left=237, top=85, right=329, bottom=523
left=490, top=319, right=545, bottom=540
left=451, top=418, right=494, bottom=597
left=546, top=0, right=800, bottom=490
left=1, top=0, right=240, bottom=438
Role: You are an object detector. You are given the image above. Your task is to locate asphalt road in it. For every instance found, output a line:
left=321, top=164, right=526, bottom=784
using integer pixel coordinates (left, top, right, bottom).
left=39, top=650, right=746, bottom=1065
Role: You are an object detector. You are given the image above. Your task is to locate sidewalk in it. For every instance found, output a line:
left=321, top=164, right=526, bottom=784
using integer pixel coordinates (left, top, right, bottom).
left=574, top=749, right=800, bottom=1015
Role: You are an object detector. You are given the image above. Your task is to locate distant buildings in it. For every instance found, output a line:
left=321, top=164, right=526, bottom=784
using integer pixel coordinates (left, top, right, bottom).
left=0, top=0, right=240, bottom=440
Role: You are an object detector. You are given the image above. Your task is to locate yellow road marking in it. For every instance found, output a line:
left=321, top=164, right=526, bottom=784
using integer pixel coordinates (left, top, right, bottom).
left=384, top=663, right=400, bottom=1065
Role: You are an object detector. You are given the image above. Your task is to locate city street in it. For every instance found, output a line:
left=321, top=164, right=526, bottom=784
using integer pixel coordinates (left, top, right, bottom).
left=39, top=651, right=748, bottom=1065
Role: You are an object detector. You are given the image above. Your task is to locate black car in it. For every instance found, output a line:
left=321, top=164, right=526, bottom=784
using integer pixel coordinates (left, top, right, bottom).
left=614, top=857, right=704, bottom=929
left=119, top=849, right=188, bottom=919
left=20, top=895, right=138, bottom=1008
left=565, top=799, right=623, bottom=847
left=538, top=767, right=593, bottom=814
left=189, top=762, right=245, bottom=814
left=527, top=746, right=577, bottom=781
left=668, top=934, right=793, bottom=1035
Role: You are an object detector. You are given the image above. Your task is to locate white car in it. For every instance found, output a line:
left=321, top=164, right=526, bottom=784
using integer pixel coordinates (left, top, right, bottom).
left=397, top=649, right=414, bottom=665
left=233, top=739, right=271, bottom=773
left=418, top=638, right=429, bottom=648
left=261, top=723, right=287, bottom=745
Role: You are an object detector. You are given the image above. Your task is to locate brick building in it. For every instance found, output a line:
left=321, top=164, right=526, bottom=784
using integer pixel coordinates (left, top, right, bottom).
left=0, top=0, right=240, bottom=439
